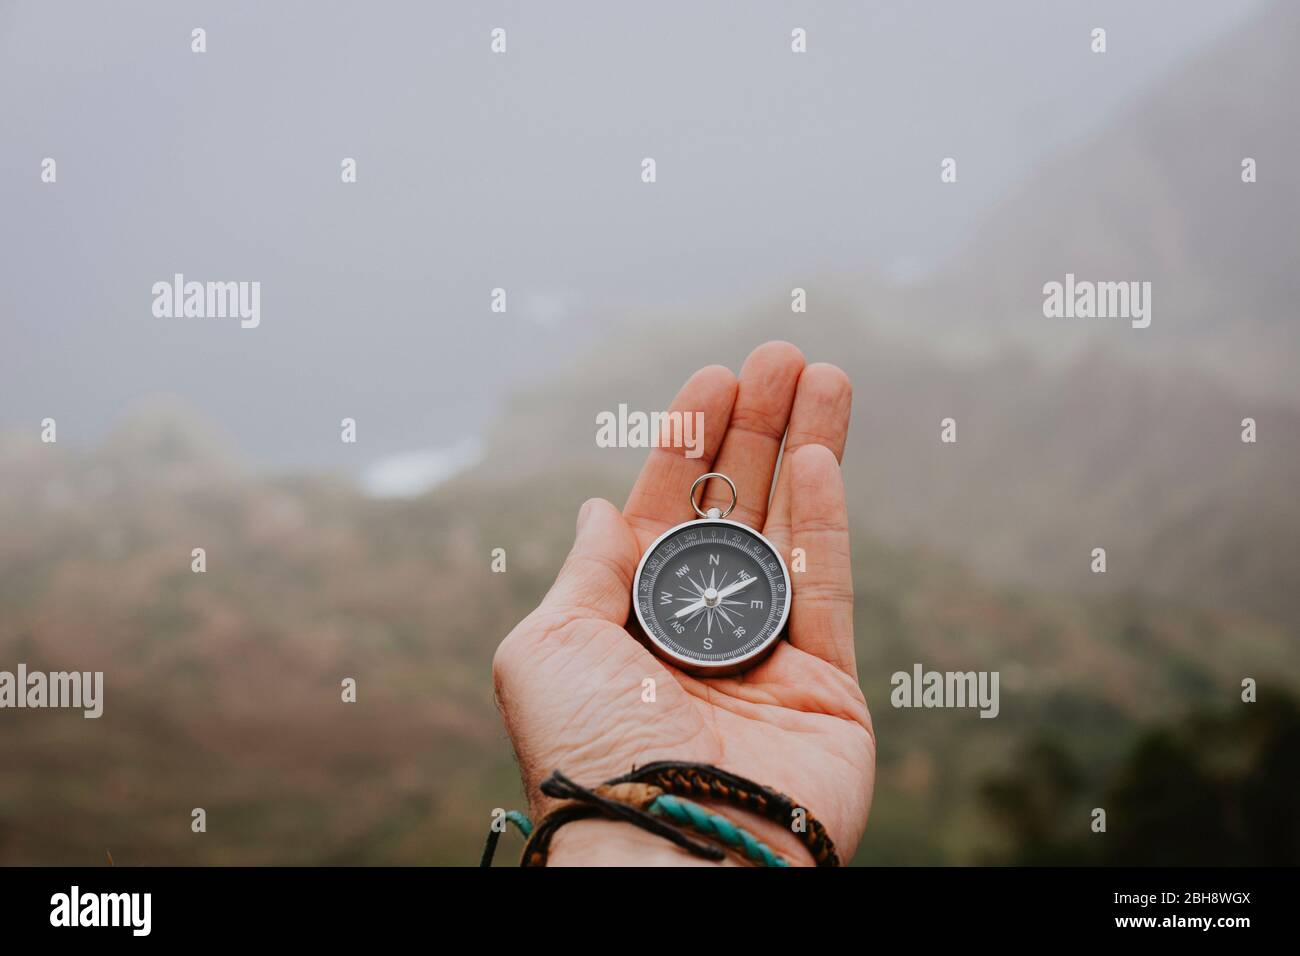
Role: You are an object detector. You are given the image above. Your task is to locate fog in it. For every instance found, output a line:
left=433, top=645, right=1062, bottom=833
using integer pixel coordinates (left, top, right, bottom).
left=0, top=0, right=1267, bottom=472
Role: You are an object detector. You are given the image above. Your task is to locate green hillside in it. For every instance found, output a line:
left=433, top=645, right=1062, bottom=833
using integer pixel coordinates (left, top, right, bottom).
left=1, top=422, right=1293, bottom=864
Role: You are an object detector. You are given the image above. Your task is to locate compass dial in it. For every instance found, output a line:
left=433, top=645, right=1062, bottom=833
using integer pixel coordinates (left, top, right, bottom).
left=633, top=519, right=791, bottom=675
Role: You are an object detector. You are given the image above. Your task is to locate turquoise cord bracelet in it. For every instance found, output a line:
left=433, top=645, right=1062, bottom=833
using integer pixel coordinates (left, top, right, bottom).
left=648, top=793, right=789, bottom=867
left=481, top=794, right=788, bottom=867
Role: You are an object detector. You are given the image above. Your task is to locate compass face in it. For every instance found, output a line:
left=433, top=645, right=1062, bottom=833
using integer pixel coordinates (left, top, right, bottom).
left=633, top=519, right=791, bottom=674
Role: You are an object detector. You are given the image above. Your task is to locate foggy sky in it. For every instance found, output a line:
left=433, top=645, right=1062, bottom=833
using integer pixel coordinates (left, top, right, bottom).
left=0, top=0, right=1268, bottom=472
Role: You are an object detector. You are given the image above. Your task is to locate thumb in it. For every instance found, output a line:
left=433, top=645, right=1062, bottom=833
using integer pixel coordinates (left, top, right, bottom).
left=540, top=498, right=639, bottom=623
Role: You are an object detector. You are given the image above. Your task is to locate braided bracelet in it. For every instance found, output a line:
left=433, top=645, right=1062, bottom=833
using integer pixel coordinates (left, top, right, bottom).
left=480, top=761, right=839, bottom=867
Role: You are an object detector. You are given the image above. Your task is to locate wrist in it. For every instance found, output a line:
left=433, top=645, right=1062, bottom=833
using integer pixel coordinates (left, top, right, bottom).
left=542, top=798, right=816, bottom=867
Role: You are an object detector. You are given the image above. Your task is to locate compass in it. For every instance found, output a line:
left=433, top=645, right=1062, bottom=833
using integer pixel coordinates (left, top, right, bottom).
left=632, top=473, right=791, bottom=676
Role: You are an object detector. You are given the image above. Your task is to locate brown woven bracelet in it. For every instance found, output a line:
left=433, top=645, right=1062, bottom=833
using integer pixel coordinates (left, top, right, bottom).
left=516, top=761, right=839, bottom=867
left=611, top=761, right=840, bottom=867
left=520, top=772, right=726, bottom=866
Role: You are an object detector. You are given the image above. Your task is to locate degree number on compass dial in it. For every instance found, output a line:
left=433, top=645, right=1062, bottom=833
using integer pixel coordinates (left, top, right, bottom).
left=633, top=519, right=791, bottom=675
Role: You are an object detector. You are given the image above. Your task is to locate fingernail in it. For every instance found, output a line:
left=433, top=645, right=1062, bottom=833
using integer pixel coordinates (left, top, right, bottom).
left=577, top=499, right=596, bottom=533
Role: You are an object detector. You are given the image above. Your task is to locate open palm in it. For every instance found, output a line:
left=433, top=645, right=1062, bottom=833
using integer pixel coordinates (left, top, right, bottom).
left=492, top=342, right=874, bottom=863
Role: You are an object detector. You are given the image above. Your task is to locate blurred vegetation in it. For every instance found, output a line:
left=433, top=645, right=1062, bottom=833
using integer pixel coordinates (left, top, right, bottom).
left=1, top=406, right=1295, bottom=865
left=978, top=694, right=1300, bottom=865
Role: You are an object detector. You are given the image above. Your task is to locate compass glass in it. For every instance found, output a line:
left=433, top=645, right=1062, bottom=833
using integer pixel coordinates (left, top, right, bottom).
left=634, top=519, right=790, bottom=670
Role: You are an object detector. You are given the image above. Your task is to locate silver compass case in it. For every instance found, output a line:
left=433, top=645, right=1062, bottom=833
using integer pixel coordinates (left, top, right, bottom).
left=631, top=515, right=792, bottom=677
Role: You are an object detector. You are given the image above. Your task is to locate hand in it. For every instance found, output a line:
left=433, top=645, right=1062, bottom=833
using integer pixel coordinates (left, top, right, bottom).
left=492, top=341, right=874, bottom=865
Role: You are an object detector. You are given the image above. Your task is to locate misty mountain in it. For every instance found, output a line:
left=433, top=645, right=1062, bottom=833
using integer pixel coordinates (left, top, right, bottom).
left=908, top=0, right=1300, bottom=399
left=2, top=418, right=1294, bottom=864
left=1, top=0, right=1295, bottom=869
left=466, top=2, right=1300, bottom=627
left=472, top=306, right=1300, bottom=628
